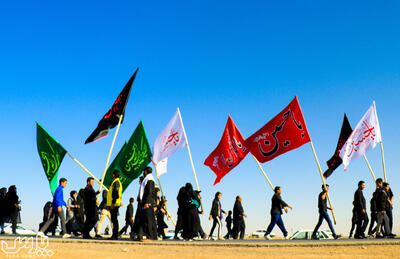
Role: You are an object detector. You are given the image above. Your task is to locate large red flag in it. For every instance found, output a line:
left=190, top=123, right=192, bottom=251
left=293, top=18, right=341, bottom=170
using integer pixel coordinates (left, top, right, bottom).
left=204, top=116, right=249, bottom=185
left=244, top=96, right=311, bottom=163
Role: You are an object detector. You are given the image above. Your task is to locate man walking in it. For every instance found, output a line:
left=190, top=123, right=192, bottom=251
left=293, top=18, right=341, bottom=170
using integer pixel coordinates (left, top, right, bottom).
left=353, top=181, right=368, bottom=239
left=311, top=184, right=340, bottom=240
left=264, top=186, right=292, bottom=240
left=232, top=196, right=247, bottom=240
left=107, top=170, right=123, bottom=240
left=39, top=178, right=71, bottom=238
left=95, top=190, right=112, bottom=238
left=137, top=167, right=157, bottom=241
left=119, top=198, right=134, bottom=237
left=83, top=177, right=99, bottom=239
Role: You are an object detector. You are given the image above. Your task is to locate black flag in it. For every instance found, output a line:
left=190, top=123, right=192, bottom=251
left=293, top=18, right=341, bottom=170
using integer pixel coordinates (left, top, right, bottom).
left=85, top=68, right=139, bottom=144
left=323, top=114, right=353, bottom=178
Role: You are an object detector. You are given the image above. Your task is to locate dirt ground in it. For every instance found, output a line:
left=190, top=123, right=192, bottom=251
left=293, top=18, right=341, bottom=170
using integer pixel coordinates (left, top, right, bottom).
left=1, top=239, right=399, bottom=259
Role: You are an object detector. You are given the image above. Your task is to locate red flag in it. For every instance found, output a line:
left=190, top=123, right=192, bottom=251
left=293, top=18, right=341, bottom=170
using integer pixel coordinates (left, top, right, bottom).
left=244, top=96, right=311, bottom=163
left=204, top=116, right=249, bottom=185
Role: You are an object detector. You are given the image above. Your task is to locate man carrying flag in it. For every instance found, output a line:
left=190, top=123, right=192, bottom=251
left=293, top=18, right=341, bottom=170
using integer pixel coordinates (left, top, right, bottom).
left=323, top=114, right=353, bottom=178
left=204, top=115, right=249, bottom=185
left=107, top=170, right=123, bottom=240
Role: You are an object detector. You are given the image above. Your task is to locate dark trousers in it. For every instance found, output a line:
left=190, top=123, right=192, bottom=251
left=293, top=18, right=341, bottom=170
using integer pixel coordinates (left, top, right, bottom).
left=386, top=209, right=393, bottom=233
left=119, top=220, right=134, bottom=236
left=233, top=219, right=245, bottom=239
left=355, top=210, right=369, bottom=237
left=349, top=210, right=357, bottom=237
left=312, top=210, right=336, bottom=237
left=266, top=213, right=288, bottom=237
left=10, top=211, right=18, bottom=234
left=40, top=208, right=67, bottom=234
left=110, top=207, right=120, bottom=239
left=224, top=224, right=232, bottom=239
left=83, top=210, right=97, bottom=237
left=368, top=212, right=377, bottom=235
left=209, top=216, right=222, bottom=237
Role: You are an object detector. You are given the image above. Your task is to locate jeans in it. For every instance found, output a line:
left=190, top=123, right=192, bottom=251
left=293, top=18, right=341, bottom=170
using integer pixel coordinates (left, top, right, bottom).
left=265, top=213, right=288, bottom=237
left=312, top=210, right=336, bottom=237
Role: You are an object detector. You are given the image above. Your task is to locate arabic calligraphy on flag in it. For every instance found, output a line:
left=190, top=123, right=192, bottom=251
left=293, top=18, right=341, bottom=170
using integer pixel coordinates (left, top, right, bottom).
left=339, top=102, right=382, bottom=170
left=204, top=116, right=249, bottom=185
left=152, top=109, right=186, bottom=165
left=244, top=96, right=311, bottom=163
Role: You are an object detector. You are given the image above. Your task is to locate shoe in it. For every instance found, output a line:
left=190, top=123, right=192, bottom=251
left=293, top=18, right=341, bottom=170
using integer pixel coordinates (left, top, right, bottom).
left=376, top=234, right=384, bottom=239
left=37, top=231, right=46, bottom=237
left=311, top=235, right=319, bottom=240
left=334, top=234, right=341, bottom=239
left=264, top=234, right=272, bottom=240
left=284, top=236, right=289, bottom=240
left=95, top=234, right=102, bottom=239
left=62, top=234, right=71, bottom=239
left=193, top=236, right=202, bottom=241
left=387, top=233, right=396, bottom=238
left=0, top=231, right=5, bottom=234
left=209, top=236, right=216, bottom=241
left=354, top=235, right=364, bottom=239
left=83, top=235, right=93, bottom=239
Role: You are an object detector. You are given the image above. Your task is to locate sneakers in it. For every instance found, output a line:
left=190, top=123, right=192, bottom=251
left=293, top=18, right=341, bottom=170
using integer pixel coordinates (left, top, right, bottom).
left=62, top=234, right=71, bottom=239
left=284, top=235, right=289, bottom=240
left=37, top=231, right=47, bottom=237
left=264, top=234, right=272, bottom=240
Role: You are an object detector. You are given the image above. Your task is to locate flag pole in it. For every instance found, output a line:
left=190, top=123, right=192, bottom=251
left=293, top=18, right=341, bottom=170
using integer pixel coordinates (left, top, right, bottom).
left=379, top=141, right=387, bottom=182
left=97, top=114, right=124, bottom=202
left=177, top=108, right=203, bottom=212
left=310, top=141, right=337, bottom=225
left=153, top=162, right=176, bottom=226
left=67, top=152, right=109, bottom=192
left=363, top=154, right=376, bottom=182
left=251, top=155, right=274, bottom=191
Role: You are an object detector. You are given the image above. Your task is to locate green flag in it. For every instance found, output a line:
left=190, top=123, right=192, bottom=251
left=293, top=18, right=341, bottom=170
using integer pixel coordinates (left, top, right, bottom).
left=36, top=123, right=67, bottom=195
left=104, top=121, right=152, bottom=193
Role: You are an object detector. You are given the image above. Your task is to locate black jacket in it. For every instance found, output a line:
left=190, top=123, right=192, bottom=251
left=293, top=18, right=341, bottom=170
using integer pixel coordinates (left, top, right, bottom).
left=99, top=190, right=108, bottom=210
left=125, top=203, right=134, bottom=222
left=271, top=193, right=288, bottom=215
left=233, top=200, right=244, bottom=221
left=142, top=180, right=156, bottom=207
left=318, top=191, right=328, bottom=212
left=353, top=189, right=366, bottom=211
left=83, top=185, right=97, bottom=213
left=375, top=187, right=388, bottom=212
left=210, top=198, right=225, bottom=218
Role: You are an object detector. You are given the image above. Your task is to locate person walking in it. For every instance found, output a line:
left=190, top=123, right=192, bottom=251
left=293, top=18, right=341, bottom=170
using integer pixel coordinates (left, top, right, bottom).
left=66, top=190, right=80, bottom=236
left=264, top=187, right=291, bottom=240
left=5, top=185, right=21, bottom=235
left=39, top=178, right=71, bottom=238
left=209, top=192, right=227, bottom=240
left=311, top=184, right=340, bottom=240
left=224, top=211, right=233, bottom=239
left=95, top=190, right=112, bottom=238
left=353, top=181, right=369, bottom=239
left=83, top=177, right=99, bottom=239
left=119, top=198, right=134, bottom=237
left=107, top=170, right=123, bottom=240
left=232, top=196, right=247, bottom=240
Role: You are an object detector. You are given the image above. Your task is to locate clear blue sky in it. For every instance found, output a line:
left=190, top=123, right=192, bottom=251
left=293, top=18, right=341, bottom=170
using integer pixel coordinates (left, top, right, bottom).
left=1, top=1, right=399, bottom=236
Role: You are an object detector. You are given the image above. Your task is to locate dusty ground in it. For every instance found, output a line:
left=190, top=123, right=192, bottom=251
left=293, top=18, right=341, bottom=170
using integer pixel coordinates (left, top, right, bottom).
left=1, top=237, right=399, bottom=259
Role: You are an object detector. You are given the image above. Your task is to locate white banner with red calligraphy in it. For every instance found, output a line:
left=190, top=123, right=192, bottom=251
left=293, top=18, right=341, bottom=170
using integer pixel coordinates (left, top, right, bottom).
left=339, top=101, right=382, bottom=170
left=152, top=109, right=187, bottom=165
left=155, top=158, right=168, bottom=177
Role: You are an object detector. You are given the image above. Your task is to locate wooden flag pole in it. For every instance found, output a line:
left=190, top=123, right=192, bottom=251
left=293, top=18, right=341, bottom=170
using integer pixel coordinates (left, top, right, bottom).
left=97, top=114, right=124, bottom=202
left=363, top=154, right=376, bottom=182
left=153, top=163, right=176, bottom=226
left=310, top=141, right=337, bottom=225
left=380, top=141, right=387, bottom=182
left=177, top=108, right=203, bottom=212
left=251, top=155, right=274, bottom=191
left=67, top=152, right=109, bottom=192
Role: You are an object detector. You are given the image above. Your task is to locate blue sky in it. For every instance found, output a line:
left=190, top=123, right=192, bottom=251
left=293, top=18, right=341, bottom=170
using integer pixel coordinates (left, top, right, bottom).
left=1, top=1, right=399, bottom=236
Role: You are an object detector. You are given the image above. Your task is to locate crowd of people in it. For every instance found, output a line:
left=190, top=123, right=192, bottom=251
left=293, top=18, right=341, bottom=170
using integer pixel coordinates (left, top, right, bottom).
left=0, top=168, right=396, bottom=241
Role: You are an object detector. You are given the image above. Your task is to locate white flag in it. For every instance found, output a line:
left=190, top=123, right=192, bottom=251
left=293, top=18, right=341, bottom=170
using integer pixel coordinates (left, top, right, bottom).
left=152, top=109, right=187, bottom=164
left=155, top=158, right=168, bottom=177
left=339, top=102, right=382, bottom=170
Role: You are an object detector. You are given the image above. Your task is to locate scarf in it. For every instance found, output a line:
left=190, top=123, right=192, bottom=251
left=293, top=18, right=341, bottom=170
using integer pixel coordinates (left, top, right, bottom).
left=139, top=173, right=155, bottom=201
